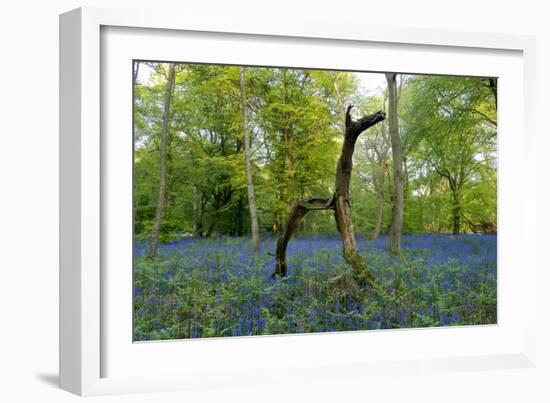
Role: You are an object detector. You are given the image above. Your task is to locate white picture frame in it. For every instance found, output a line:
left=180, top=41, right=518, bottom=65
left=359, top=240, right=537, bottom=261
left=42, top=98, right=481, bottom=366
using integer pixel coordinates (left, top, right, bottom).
left=59, top=6, right=537, bottom=396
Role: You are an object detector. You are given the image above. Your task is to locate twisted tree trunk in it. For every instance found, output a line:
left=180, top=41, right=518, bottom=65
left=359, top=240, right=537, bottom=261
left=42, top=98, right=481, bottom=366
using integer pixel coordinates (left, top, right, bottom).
left=274, top=197, right=334, bottom=277
left=273, top=106, right=385, bottom=289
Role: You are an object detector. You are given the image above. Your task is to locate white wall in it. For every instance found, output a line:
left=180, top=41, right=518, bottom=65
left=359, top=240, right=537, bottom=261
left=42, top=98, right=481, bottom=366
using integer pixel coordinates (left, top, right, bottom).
left=0, top=1, right=548, bottom=402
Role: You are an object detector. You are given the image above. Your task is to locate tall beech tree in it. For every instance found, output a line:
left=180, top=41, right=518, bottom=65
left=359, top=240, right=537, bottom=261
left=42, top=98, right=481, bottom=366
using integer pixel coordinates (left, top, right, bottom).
left=147, top=63, right=175, bottom=258
left=368, top=119, right=390, bottom=240
left=386, top=73, right=404, bottom=254
left=274, top=106, right=385, bottom=288
left=359, top=92, right=390, bottom=241
left=240, top=67, right=260, bottom=251
left=401, top=75, right=496, bottom=234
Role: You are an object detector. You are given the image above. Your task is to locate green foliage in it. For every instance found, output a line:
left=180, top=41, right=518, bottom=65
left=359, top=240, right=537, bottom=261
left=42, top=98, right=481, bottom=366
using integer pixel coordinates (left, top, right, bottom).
left=133, top=62, right=497, bottom=241
left=400, top=75, right=497, bottom=233
left=132, top=63, right=498, bottom=339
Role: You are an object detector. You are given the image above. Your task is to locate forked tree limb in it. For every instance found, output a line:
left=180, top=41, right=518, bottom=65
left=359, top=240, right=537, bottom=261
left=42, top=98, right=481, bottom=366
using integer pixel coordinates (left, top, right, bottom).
left=272, top=106, right=386, bottom=290
left=348, top=106, right=387, bottom=139
left=273, top=197, right=334, bottom=277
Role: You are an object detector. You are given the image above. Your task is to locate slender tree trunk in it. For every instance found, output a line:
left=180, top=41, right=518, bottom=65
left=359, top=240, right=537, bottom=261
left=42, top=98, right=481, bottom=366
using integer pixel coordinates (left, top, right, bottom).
left=240, top=67, right=261, bottom=252
left=133, top=62, right=140, bottom=87
left=451, top=190, right=461, bottom=235
left=192, top=200, right=198, bottom=235
left=487, top=77, right=497, bottom=107
left=274, top=106, right=385, bottom=289
left=147, top=63, right=175, bottom=258
left=369, top=90, right=389, bottom=241
left=331, top=72, right=347, bottom=130
left=196, top=192, right=206, bottom=237
left=386, top=73, right=404, bottom=254
left=192, top=189, right=206, bottom=237
left=370, top=158, right=386, bottom=240
left=132, top=61, right=140, bottom=230
left=282, top=72, right=295, bottom=213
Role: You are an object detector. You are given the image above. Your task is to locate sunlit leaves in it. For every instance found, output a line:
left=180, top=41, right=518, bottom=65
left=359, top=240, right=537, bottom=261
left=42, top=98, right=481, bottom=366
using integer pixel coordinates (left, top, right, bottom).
left=133, top=61, right=497, bottom=238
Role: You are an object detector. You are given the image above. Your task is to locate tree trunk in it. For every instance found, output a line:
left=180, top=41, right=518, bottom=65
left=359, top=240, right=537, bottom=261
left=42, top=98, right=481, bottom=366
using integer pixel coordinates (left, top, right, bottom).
left=451, top=190, right=461, bottom=235
left=487, top=77, right=497, bottom=107
left=147, top=63, right=175, bottom=258
left=133, top=61, right=140, bottom=87
left=386, top=73, right=404, bottom=254
left=132, top=61, right=140, bottom=230
left=192, top=190, right=206, bottom=237
left=274, top=197, right=334, bottom=277
left=334, top=107, right=385, bottom=286
left=273, top=106, right=385, bottom=289
left=370, top=157, right=386, bottom=240
left=240, top=67, right=261, bottom=252
left=235, top=195, right=244, bottom=236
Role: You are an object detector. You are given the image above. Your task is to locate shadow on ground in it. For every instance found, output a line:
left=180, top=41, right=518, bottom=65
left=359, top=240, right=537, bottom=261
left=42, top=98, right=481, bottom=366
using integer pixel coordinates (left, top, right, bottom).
left=35, top=373, right=58, bottom=388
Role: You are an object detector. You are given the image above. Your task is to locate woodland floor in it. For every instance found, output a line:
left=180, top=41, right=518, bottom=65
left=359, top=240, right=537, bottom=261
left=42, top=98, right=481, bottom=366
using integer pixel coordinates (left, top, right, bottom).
left=133, top=233, right=497, bottom=341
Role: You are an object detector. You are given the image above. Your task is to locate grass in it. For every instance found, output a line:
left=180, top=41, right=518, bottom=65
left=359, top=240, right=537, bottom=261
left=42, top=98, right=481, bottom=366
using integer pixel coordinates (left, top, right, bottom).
left=133, top=233, right=497, bottom=341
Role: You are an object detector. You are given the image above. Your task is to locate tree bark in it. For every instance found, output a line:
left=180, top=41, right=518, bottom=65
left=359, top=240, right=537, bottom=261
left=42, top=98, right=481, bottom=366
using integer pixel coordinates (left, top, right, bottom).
left=193, top=191, right=206, bottom=237
left=369, top=105, right=389, bottom=241
left=240, top=67, right=261, bottom=252
left=335, top=106, right=385, bottom=286
left=487, top=77, right=497, bottom=107
left=132, top=61, right=140, bottom=230
left=273, top=106, right=385, bottom=289
left=193, top=188, right=206, bottom=237
left=370, top=157, right=387, bottom=240
left=274, top=197, right=334, bottom=277
left=133, top=62, right=140, bottom=87
left=386, top=73, right=404, bottom=254
left=450, top=190, right=461, bottom=235
left=147, top=63, right=175, bottom=259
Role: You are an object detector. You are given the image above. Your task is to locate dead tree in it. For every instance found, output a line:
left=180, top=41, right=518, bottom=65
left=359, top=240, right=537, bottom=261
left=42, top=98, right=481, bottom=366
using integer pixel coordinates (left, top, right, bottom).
left=273, top=106, right=386, bottom=289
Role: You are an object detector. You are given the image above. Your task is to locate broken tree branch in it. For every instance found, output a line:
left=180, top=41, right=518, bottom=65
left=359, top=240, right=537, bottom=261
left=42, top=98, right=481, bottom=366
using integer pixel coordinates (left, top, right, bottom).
left=273, top=197, right=334, bottom=277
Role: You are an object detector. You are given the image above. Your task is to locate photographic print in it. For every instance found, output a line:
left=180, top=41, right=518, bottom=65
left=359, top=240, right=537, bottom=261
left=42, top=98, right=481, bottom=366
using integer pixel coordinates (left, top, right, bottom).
left=132, top=61, right=497, bottom=341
